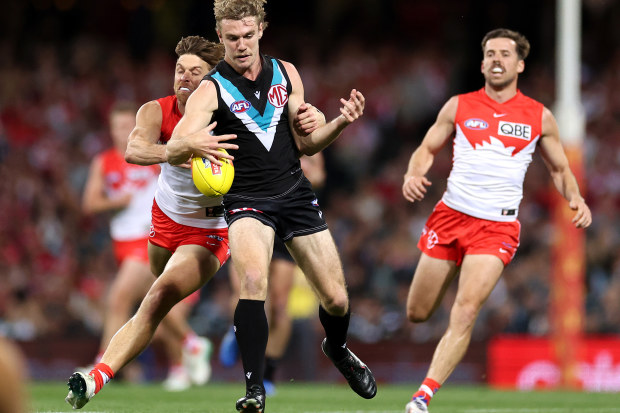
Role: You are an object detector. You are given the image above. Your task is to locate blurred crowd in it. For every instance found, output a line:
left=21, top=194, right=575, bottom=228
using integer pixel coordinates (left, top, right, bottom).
left=1, top=1, right=619, bottom=353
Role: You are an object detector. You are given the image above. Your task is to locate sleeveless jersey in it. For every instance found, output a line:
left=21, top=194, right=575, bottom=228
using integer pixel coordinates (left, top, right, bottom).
left=99, top=148, right=159, bottom=241
left=154, top=95, right=226, bottom=229
left=442, top=89, right=544, bottom=222
left=205, top=55, right=302, bottom=198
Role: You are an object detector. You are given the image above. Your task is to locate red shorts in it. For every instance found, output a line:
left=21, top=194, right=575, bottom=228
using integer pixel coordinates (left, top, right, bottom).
left=183, top=290, right=200, bottom=306
left=113, top=238, right=149, bottom=264
left=418, top=201, right=521, bottom=266
left=149, top=201, right=230, bottom=267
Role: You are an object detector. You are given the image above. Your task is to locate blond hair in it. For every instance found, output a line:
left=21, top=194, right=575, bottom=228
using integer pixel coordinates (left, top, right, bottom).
left=213, top=0, right=268, bottom=31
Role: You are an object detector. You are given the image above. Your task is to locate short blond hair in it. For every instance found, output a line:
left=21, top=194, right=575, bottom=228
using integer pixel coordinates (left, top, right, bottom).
left=213, top=0, right=268, bottom=31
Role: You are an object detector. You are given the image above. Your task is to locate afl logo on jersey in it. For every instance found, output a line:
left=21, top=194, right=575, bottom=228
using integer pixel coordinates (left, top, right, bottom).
left=268, top=84, right=288, bottom=108
left=464, top=118, right=489, bottom=130
left=230, top=100, right=251, bottom=113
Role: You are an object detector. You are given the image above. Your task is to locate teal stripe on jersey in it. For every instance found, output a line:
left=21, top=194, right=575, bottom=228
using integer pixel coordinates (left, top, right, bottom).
left=211, top=59, right=284, bottom=133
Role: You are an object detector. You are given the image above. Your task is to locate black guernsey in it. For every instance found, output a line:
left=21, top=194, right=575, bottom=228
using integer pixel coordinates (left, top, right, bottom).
left=205, top=55, right=302, bottom=198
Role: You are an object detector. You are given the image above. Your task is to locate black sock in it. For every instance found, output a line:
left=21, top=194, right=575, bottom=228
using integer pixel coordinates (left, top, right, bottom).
left=264, top=357, right=278, bottom=382
left=234, top=299, right=268, bottom=390
left=318, top=305, right=350, bottom=361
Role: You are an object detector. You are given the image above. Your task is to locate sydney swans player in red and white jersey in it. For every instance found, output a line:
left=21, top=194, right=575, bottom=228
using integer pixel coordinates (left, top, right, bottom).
left=82, top=102, right=202, bottom=390
left=65, top=37, right=237, bottom=409
left=401, top=29, right=591, bottom=413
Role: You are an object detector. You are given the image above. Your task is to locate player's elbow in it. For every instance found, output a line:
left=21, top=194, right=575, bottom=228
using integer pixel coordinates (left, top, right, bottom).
left=124, top=151, right=137, bottom=164
left=124, top=141, right=141, bottom=165
left=297, top=141, right=318, bottom=157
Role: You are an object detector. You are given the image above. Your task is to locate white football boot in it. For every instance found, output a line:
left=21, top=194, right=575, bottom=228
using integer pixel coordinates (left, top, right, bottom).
left=183, top=336, right=213, bottom=385
left=405, top=397, right=429, bottom=413
left=65, top=372, right=96, bottom=409
left=163, top=365, right=191, bottom=391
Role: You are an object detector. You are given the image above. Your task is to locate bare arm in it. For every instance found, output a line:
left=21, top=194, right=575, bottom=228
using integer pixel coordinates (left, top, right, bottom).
left=538, top=107, right=592, bottom=228
left=402, top=96, right=458, bottom=203
left=82, top=156, right=130, bottom=214
left=125, top=101, right=167, bottom=165
left=284, top=61, right=364, bottom=156
left=167, top=80, right=238, bottom=166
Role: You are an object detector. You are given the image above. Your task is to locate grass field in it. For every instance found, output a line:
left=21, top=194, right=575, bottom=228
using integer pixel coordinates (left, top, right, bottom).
left=30, top=381, right=620, bottom=413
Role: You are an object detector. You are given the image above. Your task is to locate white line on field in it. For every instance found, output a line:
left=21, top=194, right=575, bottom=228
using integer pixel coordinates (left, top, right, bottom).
left=302, top=411, right=403, bottom=413
left=464, top=409, right=620, bottom=413
left=301, top=409, right=620, bottom=413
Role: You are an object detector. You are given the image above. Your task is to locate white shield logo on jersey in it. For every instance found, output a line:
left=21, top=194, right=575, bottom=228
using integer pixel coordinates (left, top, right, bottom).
left=268, top=84, right=288, bottom=108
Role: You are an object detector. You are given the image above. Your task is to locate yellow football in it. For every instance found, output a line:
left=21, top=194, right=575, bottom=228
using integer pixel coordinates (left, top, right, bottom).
left=191, top=149, right=234, bottom=197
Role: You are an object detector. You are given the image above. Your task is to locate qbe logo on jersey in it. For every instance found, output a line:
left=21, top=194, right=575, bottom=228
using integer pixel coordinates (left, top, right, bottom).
left=268, top=84, right=288, bottom=108
left=498, top=121, right=532, bottom=141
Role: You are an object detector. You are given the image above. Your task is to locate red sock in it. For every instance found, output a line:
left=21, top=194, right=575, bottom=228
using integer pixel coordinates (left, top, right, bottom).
left=89, top=362, right=115, bottom=394
left=182, top=332, right=201, bottom=354
left=411, top=377, right=441, bottom=406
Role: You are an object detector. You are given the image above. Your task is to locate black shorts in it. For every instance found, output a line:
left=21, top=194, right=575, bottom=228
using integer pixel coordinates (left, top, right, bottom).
left=273, top=236, right=294, bottom=263
left=224, top=174, right=327, bottom=242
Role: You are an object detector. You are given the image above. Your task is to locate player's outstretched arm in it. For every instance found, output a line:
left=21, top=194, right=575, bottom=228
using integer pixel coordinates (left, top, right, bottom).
left=126, top=100, right=167, bottom=166
left=283, top=61, right=363, bottom=156
left=539, top=107, right=592, bottom=228
left=167, top=80, right=238, bottom=166
left=402, top=96, right=457, bottom=203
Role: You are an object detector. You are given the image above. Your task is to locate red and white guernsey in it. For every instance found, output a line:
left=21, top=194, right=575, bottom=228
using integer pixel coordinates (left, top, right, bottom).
left=100, top=149, right=159, bottom=241
left=155, top=95, right=226, bottom=229
left=442, top=89, right=544, bottom=222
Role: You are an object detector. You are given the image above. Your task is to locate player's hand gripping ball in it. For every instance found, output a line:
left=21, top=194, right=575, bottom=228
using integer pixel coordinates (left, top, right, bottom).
left=191, top=149, right=234, bottom=197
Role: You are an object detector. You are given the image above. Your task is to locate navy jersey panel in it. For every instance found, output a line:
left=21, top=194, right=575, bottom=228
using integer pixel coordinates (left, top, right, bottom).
left=205, top=55, right=302, bottom=197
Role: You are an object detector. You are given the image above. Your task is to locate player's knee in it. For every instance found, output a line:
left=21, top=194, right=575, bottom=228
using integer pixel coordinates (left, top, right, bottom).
left=142, top=283, right=181, bottom=318
left=240, top=269, right=268, bottom=297
left=270, top=304, right=290, bottom=327
left=407, top=307, right=432, bottom=323
left=321, top=291, right=349, bottom=316
left=452, top=302, right=480, bottom=328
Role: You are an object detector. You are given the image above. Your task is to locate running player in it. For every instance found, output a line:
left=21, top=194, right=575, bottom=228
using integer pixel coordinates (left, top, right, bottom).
left=401, top=28, right=591, bottom=413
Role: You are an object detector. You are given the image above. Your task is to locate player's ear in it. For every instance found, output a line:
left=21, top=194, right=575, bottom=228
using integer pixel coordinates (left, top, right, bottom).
left=216, top=30, right=223, bottom=43
left=517, top=59, right=525, bottom=74
left=258, top=23, right=263, bottom=39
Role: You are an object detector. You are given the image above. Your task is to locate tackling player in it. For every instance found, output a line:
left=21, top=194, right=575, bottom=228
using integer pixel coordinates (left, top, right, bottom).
left=81, top=101, right=209, bottom=391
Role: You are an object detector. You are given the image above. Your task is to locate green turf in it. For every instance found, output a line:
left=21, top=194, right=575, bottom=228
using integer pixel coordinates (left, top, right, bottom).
left=30, top=381, right=620, bottom=413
